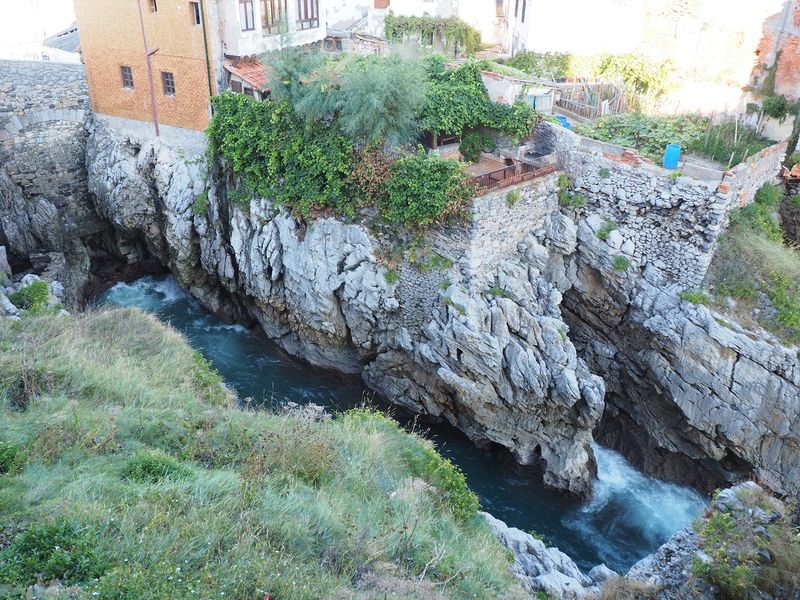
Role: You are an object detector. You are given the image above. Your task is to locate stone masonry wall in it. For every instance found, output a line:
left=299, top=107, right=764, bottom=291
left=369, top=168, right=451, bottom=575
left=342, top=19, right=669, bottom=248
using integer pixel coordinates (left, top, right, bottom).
left=0, top=60, right=103, bottom=247
left=542, top=123, right=786, bottom=289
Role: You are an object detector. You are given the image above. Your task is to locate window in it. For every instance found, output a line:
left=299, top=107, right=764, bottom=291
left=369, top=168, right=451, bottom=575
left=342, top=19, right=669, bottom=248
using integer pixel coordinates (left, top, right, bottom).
left=296, top=0, right=319, bottom=30
left=190, top=1, right=202, bottom=25
left=239, top=0, right=255, bottom=30
left=149, top=0, right=157, bottom=12
left=243, top=86, right=255, bottom=97
left=262, top=0, right=287, bottom=34
left=230, top=80, right=242, bottom=93
left=161, top=71, right=175, bottom=96
left=120, top=65, right=134, bottom=89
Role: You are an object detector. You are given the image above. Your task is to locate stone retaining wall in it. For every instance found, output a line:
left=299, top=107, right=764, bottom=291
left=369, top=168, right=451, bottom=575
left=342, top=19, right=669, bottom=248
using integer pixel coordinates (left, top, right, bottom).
left=542, top=123, right=786, bottom=288
left=0, top=60, right=102, bottom=243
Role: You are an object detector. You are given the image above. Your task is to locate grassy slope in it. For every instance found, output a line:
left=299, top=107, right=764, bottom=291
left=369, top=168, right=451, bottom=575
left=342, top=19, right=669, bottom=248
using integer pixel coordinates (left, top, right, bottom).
left=0, top=308, right=523, bottom=599
left=705, top=184, right=800, bottom=345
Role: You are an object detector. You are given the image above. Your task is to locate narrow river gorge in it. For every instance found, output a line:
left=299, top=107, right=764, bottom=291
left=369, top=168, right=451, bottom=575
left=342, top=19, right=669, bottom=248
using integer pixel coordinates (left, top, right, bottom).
left=98, top=274, right=706, bottom=574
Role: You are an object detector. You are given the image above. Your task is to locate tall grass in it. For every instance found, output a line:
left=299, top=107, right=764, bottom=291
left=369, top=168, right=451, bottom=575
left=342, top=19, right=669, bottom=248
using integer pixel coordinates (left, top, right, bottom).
left=0, top=309, right=521, bottom=599
left=688, top=120, right=772, bottom=168
left=707, top=184, right=800, bottom=344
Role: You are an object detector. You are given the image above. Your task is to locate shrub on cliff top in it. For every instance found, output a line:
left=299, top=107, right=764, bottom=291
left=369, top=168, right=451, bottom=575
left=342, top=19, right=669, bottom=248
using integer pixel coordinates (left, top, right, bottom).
left=383, top=151, right=474, bottom=227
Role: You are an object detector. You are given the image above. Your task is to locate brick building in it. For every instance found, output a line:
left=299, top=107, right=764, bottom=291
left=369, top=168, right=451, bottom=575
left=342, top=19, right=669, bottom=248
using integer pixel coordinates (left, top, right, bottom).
left=74, top=0, right=220, bottom=131
left=752, top=0, right=800, bottom=102
left=74, top=0, right=328, bottom=132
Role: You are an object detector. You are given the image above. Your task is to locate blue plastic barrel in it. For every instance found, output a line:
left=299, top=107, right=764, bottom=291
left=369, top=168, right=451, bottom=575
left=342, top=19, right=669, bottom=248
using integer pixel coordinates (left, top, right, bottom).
left=663, top=143, right=681, bottom=169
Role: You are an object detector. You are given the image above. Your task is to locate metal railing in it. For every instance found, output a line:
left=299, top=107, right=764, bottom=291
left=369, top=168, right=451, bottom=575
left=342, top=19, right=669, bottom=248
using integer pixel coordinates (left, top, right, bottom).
left=470, top=161, right=557, bottom=194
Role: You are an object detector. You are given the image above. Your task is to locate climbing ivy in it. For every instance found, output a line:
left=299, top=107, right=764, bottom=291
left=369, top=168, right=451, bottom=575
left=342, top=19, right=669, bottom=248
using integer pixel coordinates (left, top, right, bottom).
left=207, top=92, right=355, bottom=217
left=420, top=59, right=538, bottom=140
left=383, top=151, right=474, bottom=227
left=207, top=92, right=476, bottom=227
left=384, top=12, right=481, bottom=56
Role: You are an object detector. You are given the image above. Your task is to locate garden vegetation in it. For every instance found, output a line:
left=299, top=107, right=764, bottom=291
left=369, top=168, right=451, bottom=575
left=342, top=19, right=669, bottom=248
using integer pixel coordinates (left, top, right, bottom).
left=207, top=54, right=538, bottom=228
left=575, top=113, right=771, bottom=168
left=0, top=309, right=524, bottom=599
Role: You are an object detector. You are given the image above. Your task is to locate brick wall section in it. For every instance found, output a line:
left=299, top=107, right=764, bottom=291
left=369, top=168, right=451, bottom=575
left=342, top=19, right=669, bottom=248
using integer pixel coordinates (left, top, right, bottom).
left=74, top=0, right=216, bottom=131
left=753, top=0, right=800, bottom=102
left=0, top=60, right=103, bottom=241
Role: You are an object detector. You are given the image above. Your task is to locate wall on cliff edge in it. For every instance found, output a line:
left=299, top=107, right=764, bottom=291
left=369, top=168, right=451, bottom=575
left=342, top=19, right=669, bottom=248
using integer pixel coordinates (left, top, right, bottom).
left=531, top=123, right=800, bottom=496
left=539, top=122, right=787, bottom=289
left=0, top=59, right=104, bottom=302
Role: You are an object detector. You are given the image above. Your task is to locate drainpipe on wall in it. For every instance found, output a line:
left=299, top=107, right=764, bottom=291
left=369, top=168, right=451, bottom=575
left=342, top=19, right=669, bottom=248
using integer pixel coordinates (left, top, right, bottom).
left=136, top=0, right=160, bottom=137
left=198, top=0, right=215, bottom=107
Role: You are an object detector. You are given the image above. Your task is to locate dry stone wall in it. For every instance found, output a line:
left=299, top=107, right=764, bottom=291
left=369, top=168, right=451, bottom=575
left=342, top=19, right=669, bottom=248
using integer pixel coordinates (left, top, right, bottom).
left=0, top=61, right=104, bottom=255
left=0, top=60, right=101, bottom=302
left=541, top=123, right=786, bottom=289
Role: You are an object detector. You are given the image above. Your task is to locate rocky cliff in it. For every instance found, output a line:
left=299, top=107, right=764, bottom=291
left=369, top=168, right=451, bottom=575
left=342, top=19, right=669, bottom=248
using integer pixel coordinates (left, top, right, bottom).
left=82, top=117, right=800, bottom=499
left=85, top=118, right=605, bottom=497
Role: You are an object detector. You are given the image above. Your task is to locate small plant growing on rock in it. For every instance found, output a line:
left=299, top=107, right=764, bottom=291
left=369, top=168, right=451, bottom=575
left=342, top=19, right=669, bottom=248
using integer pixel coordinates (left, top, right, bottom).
left=485, top=286, right=514, bottom=300
left=679, top=290, right=711, bottom=305
left=670, top=170, right=684, bottom=181
left=8, top=280, right=49, bottom=315
left=597, top=221, right=618, bottom=241
left=557, top=173, right=572, bottom=190
left=598, top=168, right=611, bottom=178
left=559, top=190, right=587, bottom=209
left=192, top=190, right=209, bottom=216
left=418, top=253, right=453, bottom=273
left=612, top=255, right=631, bottom=272
left=442, top=297, right=466, bottom=315
left=506, top=189, right=521, bottom=208
left=384, top=269, right=399, bottom=285
left=439, top=279, right=450, bottom=291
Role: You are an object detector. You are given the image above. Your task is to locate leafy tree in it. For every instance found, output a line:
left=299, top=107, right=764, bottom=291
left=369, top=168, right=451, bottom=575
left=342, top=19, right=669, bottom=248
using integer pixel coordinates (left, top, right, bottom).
left=337, top=55, right=425, bottom=144
left=268, top=53, right=426, bottom=144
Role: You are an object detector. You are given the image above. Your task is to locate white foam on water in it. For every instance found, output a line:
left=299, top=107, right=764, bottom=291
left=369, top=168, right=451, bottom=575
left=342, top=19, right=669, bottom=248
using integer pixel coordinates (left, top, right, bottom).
left=563, top=445, right=707, bottom=569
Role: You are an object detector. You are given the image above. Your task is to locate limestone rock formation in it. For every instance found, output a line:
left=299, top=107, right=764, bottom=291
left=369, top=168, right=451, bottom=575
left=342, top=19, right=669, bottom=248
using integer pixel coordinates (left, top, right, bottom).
left=85, top=120, right=606, bottom=496
left=625, top=481, right=794, bottom=600
left=482, top=511, right=614, bottom=599
left=561, top=217, right=800, bottom=495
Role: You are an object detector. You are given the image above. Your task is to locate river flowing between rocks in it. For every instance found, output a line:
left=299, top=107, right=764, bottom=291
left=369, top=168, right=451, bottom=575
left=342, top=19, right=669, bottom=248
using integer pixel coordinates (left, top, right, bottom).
left=98, top=275, right=706, bottom=573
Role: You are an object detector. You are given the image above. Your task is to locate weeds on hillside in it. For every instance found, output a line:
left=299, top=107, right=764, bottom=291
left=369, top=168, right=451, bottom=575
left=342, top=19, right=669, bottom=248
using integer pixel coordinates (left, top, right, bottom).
left=0, top=309, right=519, bottom=599
left=707, top=183, right=800, bottom=344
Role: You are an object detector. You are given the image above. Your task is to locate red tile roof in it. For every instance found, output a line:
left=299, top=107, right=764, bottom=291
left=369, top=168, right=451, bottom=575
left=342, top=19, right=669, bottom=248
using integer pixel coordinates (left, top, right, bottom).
left=224, top=58, right=272, bottom=93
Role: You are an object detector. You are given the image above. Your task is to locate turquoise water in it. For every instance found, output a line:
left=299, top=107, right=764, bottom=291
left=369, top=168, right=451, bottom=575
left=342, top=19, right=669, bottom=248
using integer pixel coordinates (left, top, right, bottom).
left=99, top=275, right=706, bottom=573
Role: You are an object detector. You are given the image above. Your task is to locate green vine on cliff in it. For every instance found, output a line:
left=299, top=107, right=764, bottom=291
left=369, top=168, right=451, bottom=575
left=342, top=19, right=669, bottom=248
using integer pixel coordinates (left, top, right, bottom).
left=207, top=92, right=476, bottom=226
left=420, top=59, right=539, bottom=140
left=384, top=12, right=481, bottom=56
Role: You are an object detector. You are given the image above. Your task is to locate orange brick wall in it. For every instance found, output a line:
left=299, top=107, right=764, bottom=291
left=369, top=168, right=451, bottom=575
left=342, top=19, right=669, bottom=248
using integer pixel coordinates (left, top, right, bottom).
left=752, top=1, right=800, bottom=102
left=74, top=0, right=217, bottom=131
